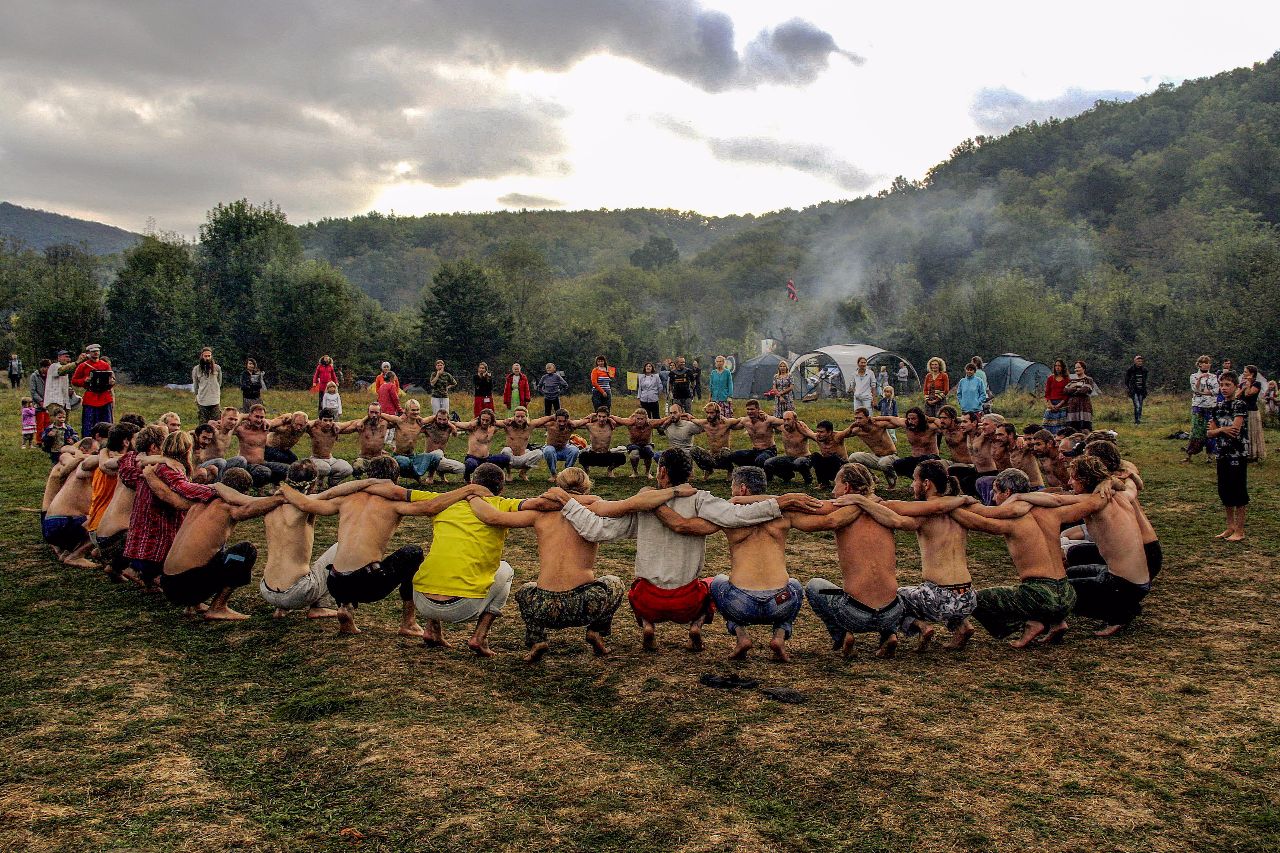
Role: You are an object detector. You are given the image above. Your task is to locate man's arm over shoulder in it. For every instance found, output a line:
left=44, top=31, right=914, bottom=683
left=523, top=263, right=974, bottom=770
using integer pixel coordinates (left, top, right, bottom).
left=694, top=492, right=781, bottom=527
left=560, top=498, right=636, bottom=542
left=654, top=505, right=720, bottom=536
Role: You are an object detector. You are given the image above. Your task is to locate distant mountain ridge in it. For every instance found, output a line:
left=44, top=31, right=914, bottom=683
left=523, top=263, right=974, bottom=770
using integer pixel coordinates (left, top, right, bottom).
left=0, top=202, right=141, bottom=255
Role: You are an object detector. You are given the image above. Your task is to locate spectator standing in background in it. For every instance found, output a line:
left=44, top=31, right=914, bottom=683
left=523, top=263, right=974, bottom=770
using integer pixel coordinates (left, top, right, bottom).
left=956, top=363, right=986, bottom=416
left=1124, top=355, right=1149, bottom=425
left=659, top=359, right=672, bottom=405
left=1218, top=358, right=1234, bottom=388
left=503, top=363, right=531, bottom=413
left=30, top=358, right=50, bottom=438
left=896, top=361, right=910, bottom=394
left=473, top=362, right=495, bottom=417
left=376, top=366, right=404, bottom=418
left=691, top=358, right=703, bottom=400
left=311, top=355, right=337, bottom=414
left=970, top=357, right=991, bottom=413
left=709, top=355, right=734, bottom=417
left=8, top=352, right=22, bottom=389
left=590, top=355, right=615, bottom=412
left=192, top=346, right=222, bottom=425
left=637, top=362, right=663, bottom=418
left=878, top=384, right=898, bottom=443
left=1208, top=371, right=1249, bottom=541
left=71, top=343, right=115, bottom=435
left=1063, top=360, right=1096, bottom=433
left=428, top=360, right=456, bottom=414
left=537, top=363, right=568, bottom=416
left=850, top=356, right=875, bottom=413
left=1240, top=365, right=1266, bottom=462
left=771, top=360, right=795, bottom=418
left=876, top=364, right=889, bottom=393
left=1184, top=355, right=1219, bottom=462
left=922, top=357, right=949, bottom=418
left=44, top=350, right=76, bottom=414
left=1044, top=359, right=1069, bottom=434
left=321, top=381, right=342, bottom=417
left=669, top=356, right=694, bottom=413
left=240, top=358, right=266, bottom=413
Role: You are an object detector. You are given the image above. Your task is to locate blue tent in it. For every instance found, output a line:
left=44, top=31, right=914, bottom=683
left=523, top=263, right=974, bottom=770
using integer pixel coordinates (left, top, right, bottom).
left=735, top=352, right=784, bottom=398
left=985, top=353, right=1051, bottom=397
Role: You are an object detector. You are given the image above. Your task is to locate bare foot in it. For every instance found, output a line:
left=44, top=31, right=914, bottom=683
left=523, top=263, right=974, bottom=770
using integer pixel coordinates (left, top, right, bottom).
left=629, top=471, right=637, bottom=478
left=916, top=624, right=935, bottom=653
left=306, top=607, right=339, bottom=619
left=467, top=638, right=497, bottom=657
left=204, top=605, right=250, bottom=621
left=1225, top=532, right=1245, bottom=542
left=524, top=642, right=549, bottom=663
left=422, top=621, right=455, bottom=648
left=769, top=634, right=791, bottom=662
left=1214, top=529, right=1230, bottom=539
left=398, top=623, right=426, bottom=638
left=337, top=609, right=360, bottom=634
left=943, top=621, right=975, bottom=651
left=642, top=622, right=657, bottom=651
left=63, top=556, right=99, bottom=570
left=1094, top=623, right=1124, bottom=637
left=272, top=607, right=288, bottom=619
left=120, top=567, right=145, bottom=587
left=841, top=634, right=858, bottom=659
left=686, top=623, right=704, bottom=653
left=1010, top=621, right=1045, bottom=648
left=1039, top=621, right=1069, bottom=644
left=585, top=630, right=609, bottom=656
left=875, top=634, right=899, bottom=658
left=728, top=635, right=753, bottom=660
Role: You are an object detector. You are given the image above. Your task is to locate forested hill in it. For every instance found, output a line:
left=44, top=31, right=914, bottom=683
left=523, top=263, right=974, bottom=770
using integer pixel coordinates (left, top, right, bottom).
left=0, top=202, right=140, bottom=255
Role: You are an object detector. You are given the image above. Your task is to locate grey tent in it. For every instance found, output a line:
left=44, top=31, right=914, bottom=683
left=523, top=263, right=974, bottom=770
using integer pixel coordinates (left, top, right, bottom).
left=734, top=352, right=784, bottom=398
left=985, top=353, right=1051, bottom=397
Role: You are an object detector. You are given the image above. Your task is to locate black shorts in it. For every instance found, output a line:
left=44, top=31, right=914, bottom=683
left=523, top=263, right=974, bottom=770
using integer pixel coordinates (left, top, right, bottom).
left=326, top=544, right=422, bottom=606
left=1217, top=456, right=1249, bottom=507
left=160, top=542, right=257, bottom=606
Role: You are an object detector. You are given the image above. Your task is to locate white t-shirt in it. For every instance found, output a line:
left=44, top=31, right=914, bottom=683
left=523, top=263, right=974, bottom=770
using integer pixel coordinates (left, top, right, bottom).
left=44, top=362, right=71, bottom=409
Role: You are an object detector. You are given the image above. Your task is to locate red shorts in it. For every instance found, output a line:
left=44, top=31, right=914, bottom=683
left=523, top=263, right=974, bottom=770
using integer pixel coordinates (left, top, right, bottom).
left=628, top=577, right=714, bottom=625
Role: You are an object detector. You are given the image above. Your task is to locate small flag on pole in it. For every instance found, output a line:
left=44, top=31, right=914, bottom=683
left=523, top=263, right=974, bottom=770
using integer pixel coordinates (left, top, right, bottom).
left=786, top=278, right=798, bottom=301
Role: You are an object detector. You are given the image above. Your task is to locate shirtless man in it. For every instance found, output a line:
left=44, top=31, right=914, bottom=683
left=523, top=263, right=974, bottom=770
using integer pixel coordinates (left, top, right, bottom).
left=848, top=407, right=900, bottom=488
left=728, top=400, right=780, bottom=469
left=153, top=466, right=281, bottom=620
left=192, top=424, right=224, bottom=483
left=226, top=403, right=289, bottom=487
left=455, top=409, right=512, bottom=481
left=278, top=455, right=482, bottom=634
left=41, top=438, right=89, bottom=523
left=876, top=407, right=942, bottom=481
left=948, top=467, right=1108, bottom=647
left=382, top=399, right=431, bottom=480
left=659, top=466, right=862, bottom=662
left=839, top=459, right=978, bottom=651
left=801, top=419, right=855, bottom=488
left=415, top=408, right=466, bottom=483
left=257, top=460, right=339, bottom=620
left=306, top=409, right=354, bottom=487
left=497, top=407, right=542, bottom=480
left=577, top=407, right=625, bottom=476
left=265, top=411, right=311, bottom=466
left=611, top=408, right=669, bottom=478
left=200, top=407, right=241, bottom=480
left=468, top=467, right=626, bottom=662
left=1030, top=428, right=1070, bottom=489
left=95, top=425, right=166, bottom=581
left=530, top=408, right=582, bottom=480
left=762, top=411, right=814, bottom=486
left=347, top=402, right=391, bottom=478
left=689, top=402, right=739, bottom=479
left=1002, top=424, right=1044, bottom=489
left=42, top=439, right=101, bottom=567
left=804, top=463, right=918, bottom=658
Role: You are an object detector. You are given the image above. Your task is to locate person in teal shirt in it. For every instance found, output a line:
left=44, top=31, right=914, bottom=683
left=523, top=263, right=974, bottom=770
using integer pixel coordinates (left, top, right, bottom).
left=956, top=363, right=988, bottom=414
left=708, top=355, right=734, bottom=416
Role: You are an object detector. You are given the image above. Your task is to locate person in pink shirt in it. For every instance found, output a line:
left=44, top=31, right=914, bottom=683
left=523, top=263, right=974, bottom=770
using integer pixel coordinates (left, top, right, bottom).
left=311, top=355, right=338, bottom=414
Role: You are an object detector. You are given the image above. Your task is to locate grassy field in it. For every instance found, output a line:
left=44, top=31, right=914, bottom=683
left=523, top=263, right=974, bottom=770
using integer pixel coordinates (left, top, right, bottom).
left=1, top=384, right=1277, bottom=852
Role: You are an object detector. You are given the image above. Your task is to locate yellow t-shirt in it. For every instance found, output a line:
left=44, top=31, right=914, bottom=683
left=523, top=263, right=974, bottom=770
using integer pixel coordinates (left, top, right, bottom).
left=410, top=491, right=523, bottom=597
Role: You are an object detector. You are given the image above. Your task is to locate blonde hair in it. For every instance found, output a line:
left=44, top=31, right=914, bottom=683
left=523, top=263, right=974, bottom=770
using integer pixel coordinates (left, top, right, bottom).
left=928, top=357, right=947, bottom=374
left=161, top=430, right=194, bottom=476
left=159, top=411, right=180, bottom=425
left=325, top=381, right=338, bottom=392
left=776, top=360, right=789, bottom=375
left=555, top=467, right=592, bottom=495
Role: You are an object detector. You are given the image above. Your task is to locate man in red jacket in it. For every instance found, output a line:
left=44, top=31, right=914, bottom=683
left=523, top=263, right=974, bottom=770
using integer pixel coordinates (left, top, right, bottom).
left=503, top=362, right=532, bottom=413
left=72, top=343, right=115, bottom=435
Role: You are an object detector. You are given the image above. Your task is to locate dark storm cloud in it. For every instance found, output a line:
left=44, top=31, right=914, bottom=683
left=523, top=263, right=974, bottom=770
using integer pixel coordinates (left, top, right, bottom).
left=0, top=1, right=853, bottom=231
left=655, top=116, right=877, bottom=193
left=970, top=86, right=1138, bottom=134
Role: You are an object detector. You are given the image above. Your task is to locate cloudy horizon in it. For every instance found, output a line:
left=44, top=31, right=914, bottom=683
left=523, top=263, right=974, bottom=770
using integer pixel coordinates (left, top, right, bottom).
left=1, top=1, right=1277, bottom=235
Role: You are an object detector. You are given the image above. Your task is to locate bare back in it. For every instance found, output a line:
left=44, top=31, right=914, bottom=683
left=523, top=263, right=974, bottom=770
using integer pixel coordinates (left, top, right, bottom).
left=531, top=512, right=600, bottom=591
left=164, top=500, right=235, bottom=574
left=262, top=503, right=317, bottom=589
left=833, top=515, right=899, bottom=607
left=1084, top=491, right=1150, bottom=584
left=330, top=492, right=404, bottom=571
left=48, top=463, right=95, bottom=517
left=885, top=500, right=971, bottom=586
left=724, top=517, right=791, bottom=590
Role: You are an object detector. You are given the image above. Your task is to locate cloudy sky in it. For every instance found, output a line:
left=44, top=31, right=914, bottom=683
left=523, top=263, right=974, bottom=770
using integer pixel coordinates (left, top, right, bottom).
left=2, top=1, right=1277, bottom=235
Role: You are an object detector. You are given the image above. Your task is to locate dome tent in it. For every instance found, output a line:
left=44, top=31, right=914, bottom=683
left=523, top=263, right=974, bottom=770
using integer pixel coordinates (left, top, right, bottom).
left=985, top=353, right=1051, bottom=397
left=733, top=352, right=785, bottom=399
left=788, top=344, right=919, bottom=396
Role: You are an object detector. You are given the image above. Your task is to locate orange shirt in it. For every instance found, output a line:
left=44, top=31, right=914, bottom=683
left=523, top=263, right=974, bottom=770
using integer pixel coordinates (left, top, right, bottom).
left=86, top=467, right=117, bottom=532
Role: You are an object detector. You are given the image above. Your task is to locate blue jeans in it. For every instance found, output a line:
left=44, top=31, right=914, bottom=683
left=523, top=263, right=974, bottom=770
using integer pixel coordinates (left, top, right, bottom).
left=396, top=451, right=441, bottom=478
left=805, top=577, right=904, bottom=648
left=710, top=575, right=804, bottom=639
left=1131, top=393, right=1146, bottom=424
left=543, top=444, right=580, bottom=475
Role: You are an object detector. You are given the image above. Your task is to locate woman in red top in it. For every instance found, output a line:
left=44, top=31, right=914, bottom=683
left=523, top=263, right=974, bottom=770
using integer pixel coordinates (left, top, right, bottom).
left=503, top=362, right=532, bottom=412
left=312, top=355, right=338, bottom=413
left=1043, top=358, right=1069, bottom=434
left=922, top=357, right=949, bottom=418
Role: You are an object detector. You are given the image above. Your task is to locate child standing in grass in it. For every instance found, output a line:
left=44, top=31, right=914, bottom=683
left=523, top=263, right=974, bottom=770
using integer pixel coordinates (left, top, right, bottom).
left=878, top=385, right=898, bottom=443
left=21, top=397, right=36, bottom=448
left=1208, top=371, right=1249, bottom=542
left=321, top=381, right=342, bottom=417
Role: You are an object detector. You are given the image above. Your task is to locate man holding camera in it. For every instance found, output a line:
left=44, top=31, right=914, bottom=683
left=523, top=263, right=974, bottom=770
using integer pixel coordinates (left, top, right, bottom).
left=72, top=344, right=116, bottom=435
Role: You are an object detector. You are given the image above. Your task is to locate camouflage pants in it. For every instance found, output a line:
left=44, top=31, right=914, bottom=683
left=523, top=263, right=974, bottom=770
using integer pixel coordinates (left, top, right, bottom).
left=973, top=577, right=1077, bottom=639
left=514, top=576, right=625, bottom=647
left=689, top=446, right=734, bottom=474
